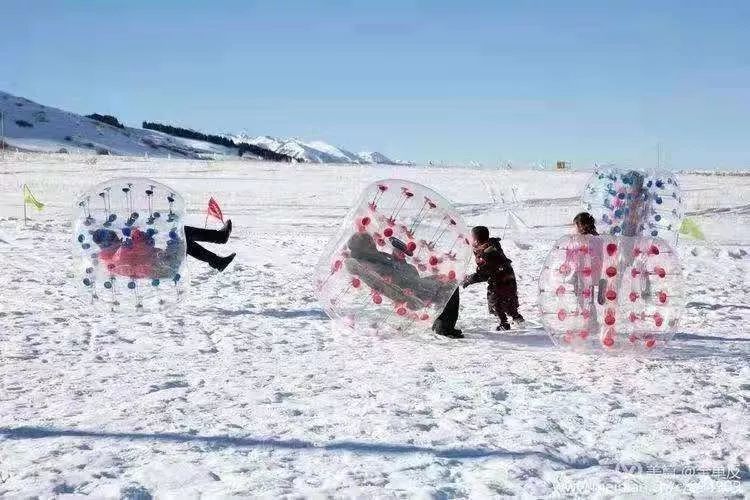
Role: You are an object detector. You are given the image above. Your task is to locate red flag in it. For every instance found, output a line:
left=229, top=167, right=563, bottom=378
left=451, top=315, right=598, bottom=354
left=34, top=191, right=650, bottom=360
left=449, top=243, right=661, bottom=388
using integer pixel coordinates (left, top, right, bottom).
left=207, top=197, right=224, bottom=223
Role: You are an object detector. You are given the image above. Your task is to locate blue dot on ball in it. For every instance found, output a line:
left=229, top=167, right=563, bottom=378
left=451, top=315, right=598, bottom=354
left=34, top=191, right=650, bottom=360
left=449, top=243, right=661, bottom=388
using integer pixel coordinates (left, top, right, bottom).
left=153, top=212, right=161, bottom=218
left=614, top=209, right=623, bottom=218
left=78, top=234, right=85, bottom=243
left=83, top=278, right=92, bottom=286
left=656, top=179, right=664, bottom=188
left=173, top=273, right=181, bottom=282
left=108, top=214, right=117, bottom=222
left=169, top=230, right=178, bottom=239
left=82, top=243, right=91, bottom=250
left=612, top=226, right=621, bottom=233
left=646, top=180, right=653, bottom=187
left=651, top=230, right=658, bottom=236
left=146, top=228, right=156, bottom=237
left=655, top=214, right=662, bottom=221
left=127, top=281, right=136, bottom=289
left=104, top=281, right=112, bottom=289
left=122, top=227, right=131, bottom=237
left=86, top=267, right=93, bottom=274
left=655, top=196, right=663, bottom=204
left=151, top=279, right=160, bottom=287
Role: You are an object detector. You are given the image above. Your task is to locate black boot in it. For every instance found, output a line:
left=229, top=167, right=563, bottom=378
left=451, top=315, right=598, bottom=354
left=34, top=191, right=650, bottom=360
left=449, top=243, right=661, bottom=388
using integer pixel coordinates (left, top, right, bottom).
left=212, top=252, right=236, bottom=272
left=496, top=322, right=511, bottom=331
left=435, top=328, right=464, bottom=339
left=187, top=241, right=235, bottom=271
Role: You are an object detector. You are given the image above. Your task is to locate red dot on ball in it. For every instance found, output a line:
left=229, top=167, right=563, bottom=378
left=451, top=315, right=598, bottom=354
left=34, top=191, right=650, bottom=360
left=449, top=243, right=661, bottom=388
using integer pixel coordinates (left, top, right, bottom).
left=447, top=270, right=456, bottom=280
left=603, top=336, right=615, bottom=347
left=606, top=266, right=617, bottom=278
left=361, top=217, right=371, bottom=226
left=372, top=294, right=382, bottom=304
left=383, top=228, right=393, bottom=237
left=420, top=313, right=429, bottom=321
left=429, top=256, right=439, bottom=266
left=645, top=338, right=656, bottom=348
left=407, top=241, right=417, bottom=252
left=606, top=243, right=618, bottom=255
left=396, top=307, right=407, bottom=316
left=605, top=289, right=617, bottom=301
left=649, top=245, right=660, bottom=255
left=629, top=291, right=638, bottom=302
left=351, top=278, right=361, bottom=288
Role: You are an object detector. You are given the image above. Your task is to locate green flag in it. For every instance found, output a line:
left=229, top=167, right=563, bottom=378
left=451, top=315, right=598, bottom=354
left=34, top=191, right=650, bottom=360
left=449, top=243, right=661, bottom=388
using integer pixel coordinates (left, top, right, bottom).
left=23, top=184, right=45, bottom=211
left=679, top=218, right=705, bottom=240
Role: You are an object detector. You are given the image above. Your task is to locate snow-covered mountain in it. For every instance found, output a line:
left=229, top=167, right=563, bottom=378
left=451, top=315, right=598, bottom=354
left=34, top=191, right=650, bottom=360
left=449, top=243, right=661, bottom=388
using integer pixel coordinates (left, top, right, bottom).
left=0, top=91, right=235, bottom=159
left=229, top=134, right=399, bottom=165
left=357, top=151, right=394, bottom=164
left=0, top=90, right=408, bottom=164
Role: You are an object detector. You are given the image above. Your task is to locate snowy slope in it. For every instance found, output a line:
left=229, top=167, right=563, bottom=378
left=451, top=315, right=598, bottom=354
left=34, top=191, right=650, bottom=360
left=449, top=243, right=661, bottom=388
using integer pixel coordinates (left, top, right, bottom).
left=230, top=133, right=398, bottom=164
left=0, top=91, right=237, bottom=159
left=357, top=151, right=395, bottom=164
left=0, top=155, right=747, bottom=498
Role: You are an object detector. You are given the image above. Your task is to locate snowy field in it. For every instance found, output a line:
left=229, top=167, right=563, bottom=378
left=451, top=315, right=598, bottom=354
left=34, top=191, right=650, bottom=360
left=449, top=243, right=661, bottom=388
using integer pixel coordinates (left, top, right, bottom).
left=0, top=153, right=748, bottom=498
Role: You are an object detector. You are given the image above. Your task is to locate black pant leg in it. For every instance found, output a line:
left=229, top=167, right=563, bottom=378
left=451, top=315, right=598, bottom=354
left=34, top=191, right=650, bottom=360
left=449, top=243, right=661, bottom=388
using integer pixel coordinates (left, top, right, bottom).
left=432, top=288, right=460, bottom=332
left=184, top=225, right=225, bottom=244
left=186, top=239, right=222, bottom=268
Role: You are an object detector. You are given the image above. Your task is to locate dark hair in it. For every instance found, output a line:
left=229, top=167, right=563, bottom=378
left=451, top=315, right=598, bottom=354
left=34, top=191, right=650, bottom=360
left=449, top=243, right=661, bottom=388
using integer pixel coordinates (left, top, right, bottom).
left=471, top=226, right=490, bottom=243
left=573, top=212, right=598, bottom=235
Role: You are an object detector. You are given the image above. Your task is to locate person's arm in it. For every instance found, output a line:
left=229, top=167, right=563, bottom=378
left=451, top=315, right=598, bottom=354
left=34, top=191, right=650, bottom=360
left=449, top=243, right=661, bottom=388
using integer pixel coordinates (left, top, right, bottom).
left=464, top=247, right=511, bottom=287
left=463, top=268, right=489, bottom=287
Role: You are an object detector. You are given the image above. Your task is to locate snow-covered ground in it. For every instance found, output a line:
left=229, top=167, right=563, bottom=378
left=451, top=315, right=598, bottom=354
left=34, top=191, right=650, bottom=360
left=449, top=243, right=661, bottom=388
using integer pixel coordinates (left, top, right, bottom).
left=0, top=153, right=748, bottom=498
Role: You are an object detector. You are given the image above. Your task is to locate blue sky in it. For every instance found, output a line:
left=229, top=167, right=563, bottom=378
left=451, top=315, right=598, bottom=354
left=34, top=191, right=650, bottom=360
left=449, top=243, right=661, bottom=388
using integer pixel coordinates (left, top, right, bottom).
left=2, top=0, right=748, bottom=168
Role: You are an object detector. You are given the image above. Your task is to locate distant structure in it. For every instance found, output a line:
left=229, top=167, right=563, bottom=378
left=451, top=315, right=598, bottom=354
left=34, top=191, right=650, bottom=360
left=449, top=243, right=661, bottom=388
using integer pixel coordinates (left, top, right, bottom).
left=556, top=161, right=570, bottom=171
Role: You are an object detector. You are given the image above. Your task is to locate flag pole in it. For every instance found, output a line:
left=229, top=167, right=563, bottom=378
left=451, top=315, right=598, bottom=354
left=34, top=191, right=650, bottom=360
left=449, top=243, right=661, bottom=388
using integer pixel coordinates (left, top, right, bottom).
left=204, top=211, right=209, bottom=229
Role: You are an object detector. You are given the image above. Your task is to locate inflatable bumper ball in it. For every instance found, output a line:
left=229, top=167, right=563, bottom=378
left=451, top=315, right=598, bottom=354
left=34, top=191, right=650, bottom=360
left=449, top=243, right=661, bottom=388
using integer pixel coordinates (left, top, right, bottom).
left=539, top=234, right=684, bottom=351
left=539, top=167, right=685, bottom=351
left=315, top=179, right=473, bottom=334
left=72, top=178, right=188, bottom=311
left=582, top=167, right=683, bottom=242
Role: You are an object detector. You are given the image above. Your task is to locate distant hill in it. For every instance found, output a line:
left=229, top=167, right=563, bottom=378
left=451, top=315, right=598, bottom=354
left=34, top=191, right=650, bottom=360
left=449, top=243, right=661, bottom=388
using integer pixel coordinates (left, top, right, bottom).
left=0, top=91, right=236, bottom=159
left=0, top=90, right=409, bottom=164
left=228, top=134, right=402, bottom=165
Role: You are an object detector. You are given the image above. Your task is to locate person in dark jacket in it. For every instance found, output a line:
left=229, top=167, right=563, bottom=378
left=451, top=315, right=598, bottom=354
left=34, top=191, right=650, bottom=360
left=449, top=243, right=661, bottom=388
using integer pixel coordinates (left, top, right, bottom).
left=91, top=220, right=235, bottom=273
left=346, top=232, right=463, bottom=338
left=463, top=226, right=524, bottom=330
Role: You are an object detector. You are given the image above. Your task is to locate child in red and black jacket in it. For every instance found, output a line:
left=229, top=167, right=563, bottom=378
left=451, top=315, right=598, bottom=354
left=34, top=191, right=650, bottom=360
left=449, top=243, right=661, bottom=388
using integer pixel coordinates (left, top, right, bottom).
left=463, top=226, right=525, bottom=330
